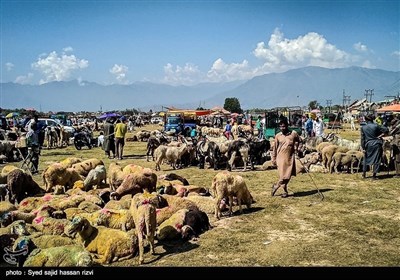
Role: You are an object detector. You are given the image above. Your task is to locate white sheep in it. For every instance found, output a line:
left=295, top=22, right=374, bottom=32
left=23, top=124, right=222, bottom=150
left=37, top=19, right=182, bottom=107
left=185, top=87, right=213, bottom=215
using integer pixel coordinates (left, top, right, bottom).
left=83, top=165, right=107, bottom=191
left=130, top=192, right=158, bottom=265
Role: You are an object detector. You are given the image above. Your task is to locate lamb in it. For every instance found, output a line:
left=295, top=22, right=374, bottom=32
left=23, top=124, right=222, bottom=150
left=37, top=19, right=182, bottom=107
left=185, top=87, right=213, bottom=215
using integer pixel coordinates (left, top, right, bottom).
left=83, top=165, right=107, bottom=191
left=156, top=208, right=189, bottom=240
left=211, top=171, right=253, bottom=219
left=7, top=169, right=45, bottom=204
left=110, top=168, right=157, bottom=200
left=66, top=216, right=138, bottom=264
left=346, top=150, right=364, bottom=173
left=130, top=192, right=158, bottom=264
left=321, top=144, right=349, bottom=171
left=22, top=245, right=93, bottom=267
left=72, top=158, right=104, bottom=177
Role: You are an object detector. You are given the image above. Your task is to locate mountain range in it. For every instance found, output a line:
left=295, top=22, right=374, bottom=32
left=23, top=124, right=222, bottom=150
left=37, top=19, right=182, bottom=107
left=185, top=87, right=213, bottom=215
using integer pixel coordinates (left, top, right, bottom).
left=1, top=66, right=398, bottom=112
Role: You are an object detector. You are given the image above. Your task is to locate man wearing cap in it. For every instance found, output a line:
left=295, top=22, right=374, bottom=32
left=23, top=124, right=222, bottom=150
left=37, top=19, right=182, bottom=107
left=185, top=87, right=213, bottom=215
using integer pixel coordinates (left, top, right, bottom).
left=114, top=116, right=128, bottom=160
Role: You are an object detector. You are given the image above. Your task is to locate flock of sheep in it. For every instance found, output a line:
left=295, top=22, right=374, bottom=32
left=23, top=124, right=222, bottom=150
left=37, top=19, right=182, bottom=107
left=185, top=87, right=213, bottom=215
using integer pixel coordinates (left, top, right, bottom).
left=0, top=154, right=254, bottom=267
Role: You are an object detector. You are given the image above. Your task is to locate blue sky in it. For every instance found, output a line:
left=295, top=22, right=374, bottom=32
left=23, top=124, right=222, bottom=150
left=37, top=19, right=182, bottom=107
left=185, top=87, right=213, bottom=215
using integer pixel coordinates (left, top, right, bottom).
left=1, top=0, right=399, bottom=86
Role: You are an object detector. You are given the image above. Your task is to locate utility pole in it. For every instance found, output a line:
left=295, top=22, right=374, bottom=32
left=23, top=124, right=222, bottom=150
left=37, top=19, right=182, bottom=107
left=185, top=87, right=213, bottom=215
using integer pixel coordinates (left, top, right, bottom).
left=364, top=89, right=374, bottom=103
left=326, top=99, right=332, bottom=113
left=342, top=90, right=351, bottom=111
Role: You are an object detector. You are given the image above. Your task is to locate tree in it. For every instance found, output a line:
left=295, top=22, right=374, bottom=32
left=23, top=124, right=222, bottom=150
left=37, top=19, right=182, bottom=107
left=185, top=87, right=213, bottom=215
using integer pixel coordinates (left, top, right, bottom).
left=308, top=100, right=318, bottom=110
left=224, top=98, right=242, bottom=114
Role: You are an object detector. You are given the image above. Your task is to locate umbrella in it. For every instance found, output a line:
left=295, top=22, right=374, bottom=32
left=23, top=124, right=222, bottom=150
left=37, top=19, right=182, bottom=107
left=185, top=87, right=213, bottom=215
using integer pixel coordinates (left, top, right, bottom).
left=98, top=112, right=121, bottom=120
left=6, top=112, right=19, bottom=118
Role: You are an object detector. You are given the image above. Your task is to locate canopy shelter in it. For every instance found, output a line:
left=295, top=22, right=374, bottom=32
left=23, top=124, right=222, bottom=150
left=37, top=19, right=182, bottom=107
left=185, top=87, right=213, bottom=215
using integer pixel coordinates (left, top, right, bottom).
left=98, top=112, right=121, bottom=120
left=376, top=104, right=400, bottom=112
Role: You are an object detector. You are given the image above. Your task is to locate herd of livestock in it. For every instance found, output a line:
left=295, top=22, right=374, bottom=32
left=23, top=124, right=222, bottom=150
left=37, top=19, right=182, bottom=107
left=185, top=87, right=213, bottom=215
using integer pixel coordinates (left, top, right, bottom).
left=0, top=118, right=399, bottom=267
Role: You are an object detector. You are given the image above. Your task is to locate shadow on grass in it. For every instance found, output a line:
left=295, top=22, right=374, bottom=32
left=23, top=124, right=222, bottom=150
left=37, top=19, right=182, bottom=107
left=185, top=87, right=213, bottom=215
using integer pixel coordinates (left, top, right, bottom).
left=144, top=239, right=200, bottom=265
left=122, top=154, right=147, bottom=160
left=292, top=188, right=333, bottom=198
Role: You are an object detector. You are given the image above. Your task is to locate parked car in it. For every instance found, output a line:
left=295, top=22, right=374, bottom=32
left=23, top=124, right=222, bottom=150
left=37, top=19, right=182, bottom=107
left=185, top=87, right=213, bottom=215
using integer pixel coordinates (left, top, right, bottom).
left=25, top=118, right=75, bottom=133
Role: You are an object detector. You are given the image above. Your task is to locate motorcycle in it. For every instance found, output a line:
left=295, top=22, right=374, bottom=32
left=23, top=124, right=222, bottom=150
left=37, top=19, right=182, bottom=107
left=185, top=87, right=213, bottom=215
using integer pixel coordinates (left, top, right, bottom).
left=73, top=129, right=92, bottom=150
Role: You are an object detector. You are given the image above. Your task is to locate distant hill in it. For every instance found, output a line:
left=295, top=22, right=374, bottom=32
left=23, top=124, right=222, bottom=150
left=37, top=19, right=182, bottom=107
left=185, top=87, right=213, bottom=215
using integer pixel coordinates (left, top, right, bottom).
left=1, top=66, right=398, bottom=112
left=203, top=66, right=400, bottom=109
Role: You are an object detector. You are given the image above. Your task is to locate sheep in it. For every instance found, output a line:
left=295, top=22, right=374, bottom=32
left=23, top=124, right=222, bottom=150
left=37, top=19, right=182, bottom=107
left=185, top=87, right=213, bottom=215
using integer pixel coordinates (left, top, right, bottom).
left=154, top=142, right=189, bottom=171
left=330, top=152, right=358, bottom=174
left=110, top=168, right=157, bottom=200
left=22, top=245, right=93, bottom=267
left=107, top=162, right=125, bottom=191
left=184, top=195, right=216, bottom=214
left=156, top=208, right=189, bottom=240
left=96, top=208, right=135, bottom=231
left=83, top=165, right=107, bottom=191
left=211, top=171, right=253, bottom=219
left=1, top=165, right=20, bottom=177
left=31, top=216, right=72, bottom=236
left=42, top=164, right=82, bottom=192
left=182, top=208, right=211, bottom=240
left=103, top=195, right=131, bottom=210
left=130, top=192, right=158, bottom=264
left=59, top=157, right=82, bottom=168
left=321, top=144, right=349, bottom=171
left=0, top=210, right=36, bottom=227
left=0, top=201, right=17, bottom=216
left=72, top=158, right=104, bottom=177
left=0, top=220, right=31, bottom=236
left=156, top=194, right=199, bottom=225
left=7, top=169, right=45, bottom=204
left=65, top=216, right=138, bottom=264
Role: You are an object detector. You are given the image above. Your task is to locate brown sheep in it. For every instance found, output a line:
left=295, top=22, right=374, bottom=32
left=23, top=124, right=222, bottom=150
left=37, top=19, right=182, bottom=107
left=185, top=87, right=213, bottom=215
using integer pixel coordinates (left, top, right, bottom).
left=72, top=158, right=104, bottom=177
left=42, top=164, right=82, bottom=192
left=7, top=169, right=45, bottom=204
left=110, top=168, right=157, bottom=200
left=211, top=171, right=253, bottom=219
left=107, top=162, right=125, bottom=191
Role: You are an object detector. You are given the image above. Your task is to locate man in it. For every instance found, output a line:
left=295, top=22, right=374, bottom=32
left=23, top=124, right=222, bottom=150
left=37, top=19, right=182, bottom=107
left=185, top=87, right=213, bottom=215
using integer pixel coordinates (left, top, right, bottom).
left=361, top=114, right=389, bottom=179
left=102, top=117, right=116, bottom=159
left=271, top=119, right=301, bottom=198
left=26, top=115, right=40, bottom=174
left=114, top=116, right=128, bottom=160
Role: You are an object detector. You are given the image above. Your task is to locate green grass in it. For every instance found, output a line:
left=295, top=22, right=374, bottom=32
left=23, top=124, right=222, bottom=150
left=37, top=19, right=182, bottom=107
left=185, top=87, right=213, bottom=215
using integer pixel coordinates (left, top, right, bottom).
left=5, top=123, right=400, bottom=267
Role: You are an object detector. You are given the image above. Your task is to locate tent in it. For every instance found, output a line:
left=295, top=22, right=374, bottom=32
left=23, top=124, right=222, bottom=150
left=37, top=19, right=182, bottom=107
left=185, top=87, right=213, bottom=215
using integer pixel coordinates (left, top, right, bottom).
left=6, top=112, right=19, bottom=118
left=376, top=104, right=400, bottom=112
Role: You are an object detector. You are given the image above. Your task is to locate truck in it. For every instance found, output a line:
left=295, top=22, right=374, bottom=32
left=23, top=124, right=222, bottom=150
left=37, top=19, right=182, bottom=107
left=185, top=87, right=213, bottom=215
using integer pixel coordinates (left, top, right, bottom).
left=163, top=109, right=211, bottom=135
left=263, top=106, right=304, bottom=139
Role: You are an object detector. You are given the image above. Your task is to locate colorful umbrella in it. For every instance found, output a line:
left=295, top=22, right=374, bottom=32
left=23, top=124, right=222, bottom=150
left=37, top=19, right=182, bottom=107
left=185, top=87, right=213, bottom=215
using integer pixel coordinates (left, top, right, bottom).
left=98, top=112, right=121, bottom=120
left=5, top=112, right=19, bottom=118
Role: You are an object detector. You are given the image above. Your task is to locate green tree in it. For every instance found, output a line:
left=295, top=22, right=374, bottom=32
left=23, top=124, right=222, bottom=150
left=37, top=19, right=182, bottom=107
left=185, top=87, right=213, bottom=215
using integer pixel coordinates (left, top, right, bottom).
left=224, top=97, right=242, bottom=113
left=308, top=100, right=318, bottom=110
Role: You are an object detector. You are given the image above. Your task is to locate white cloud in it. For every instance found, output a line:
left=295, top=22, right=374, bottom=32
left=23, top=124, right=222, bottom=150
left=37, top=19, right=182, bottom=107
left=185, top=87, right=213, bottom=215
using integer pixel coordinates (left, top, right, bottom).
left=392, top=51, right=400, bottom=57
left=15, top=73, right=34, bottom=84
left=109, top=64, right=129, bottom=84
left=5, top=62, right=14, bottom=71
left=353, top=42, right=368, bottom=52
left=31, top=50, right=89, bottom=84
left=63, top=46, right=74, bottom=52
left=253, top=28, right=352, bottom=72
left=206, top=58, right=254, bottom=82
left=162, top=63, right=203, bottom=86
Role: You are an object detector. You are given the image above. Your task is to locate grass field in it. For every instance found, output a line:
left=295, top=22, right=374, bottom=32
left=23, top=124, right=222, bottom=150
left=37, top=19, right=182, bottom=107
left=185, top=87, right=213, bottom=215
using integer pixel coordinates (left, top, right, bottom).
left=5, top=123, right=400, bottom=267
